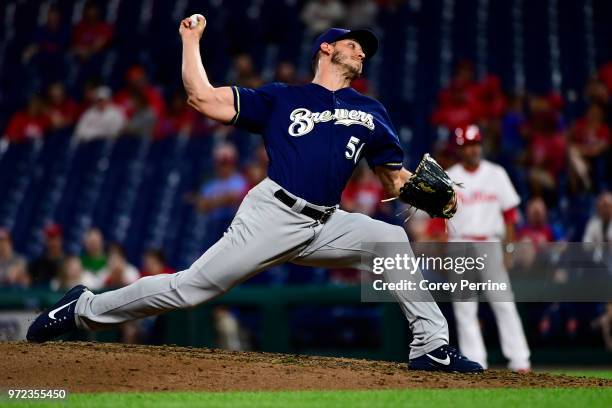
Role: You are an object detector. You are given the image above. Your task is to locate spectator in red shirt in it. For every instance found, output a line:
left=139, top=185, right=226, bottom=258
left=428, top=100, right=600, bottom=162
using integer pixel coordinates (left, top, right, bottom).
left=417, top=215, right=449, bottom=243
left=523, top=95, right=567, bottom=203
left=599, top=62, right=612, bottom=96
left=3, top=96, right=50, bottom=143
left=97, top=244, right=140, bottom=289
left=528, top=132, right=566, bottom=178
left=571, top=103, right=610, bottom=156
left=45, top=82, right=78, bottom=132
left=330, top=164, right=388, bottom=285
left=477, top=74, right=507, bottom=121
left=432, top=64, right=511, bottom=161
left=140, top=249, right=175, bottom=277
left=70, top=2, right=114, bottom=88
left=341, top=163, right=385, bottom=217
left=568, top=103, right=611, bottom=191
left=114, top=65, right=166, bottom=120
left=584, top=76, right=611, bottom=135
left=333, top=164, right=394, bottom=284
left=437, top=60, right=481, bottom=107
left=154, top=90, right=197, bottom=139
left=71, top=1, right=113, bottom=62
left=244, top=143, right=269, bottom=189
left=351, top=76, right=371, bottom=95
left=517, top=197, right=554, bottom=246
left=431, top=84, right=482, bottom=130
left=29, top=223, right=64, bottom=287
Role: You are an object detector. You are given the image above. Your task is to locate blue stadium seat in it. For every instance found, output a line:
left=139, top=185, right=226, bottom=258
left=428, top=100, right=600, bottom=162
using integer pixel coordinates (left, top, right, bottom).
left=13, top=131, right=73, bottom=258
left=593, top=0, right=612, bottom=65
left=487, top=0, right=516, bottom=90
left=522, top=1, right=552, bottom=93
left=96, top=136, right=150, bottom=260
left=558, top=0, right=589, bottom=102
left=0, top=140, right=42, bottom=238
left=54, top=138, right=113, bottom=254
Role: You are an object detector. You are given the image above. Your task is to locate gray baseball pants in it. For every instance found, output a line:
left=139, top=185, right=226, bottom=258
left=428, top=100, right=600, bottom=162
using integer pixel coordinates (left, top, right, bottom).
left=75, top=177, right=449, bottom=358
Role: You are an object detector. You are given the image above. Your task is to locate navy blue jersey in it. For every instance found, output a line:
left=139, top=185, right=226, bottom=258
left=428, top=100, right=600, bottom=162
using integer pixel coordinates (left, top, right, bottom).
left=231, top=82, right=403, bottom=206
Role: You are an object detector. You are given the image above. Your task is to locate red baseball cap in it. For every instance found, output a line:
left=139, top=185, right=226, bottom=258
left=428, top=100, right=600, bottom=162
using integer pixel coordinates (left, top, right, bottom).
left=454, top=125, right=482, bottom=146
left=126, top=65, right=146, bottom=83
left=44, top=223, right=63, bottom=238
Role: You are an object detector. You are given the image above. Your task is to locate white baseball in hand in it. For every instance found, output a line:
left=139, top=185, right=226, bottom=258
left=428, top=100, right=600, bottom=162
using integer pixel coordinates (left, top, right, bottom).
left=189, top=14, right=204, bottom=28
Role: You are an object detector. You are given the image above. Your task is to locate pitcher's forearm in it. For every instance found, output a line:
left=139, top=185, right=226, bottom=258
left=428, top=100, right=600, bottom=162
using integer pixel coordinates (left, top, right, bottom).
left=178, top=15, right=235, bottom=123
left=181, top=39, right=213, bottom=101
left=375, top=166, right=412, bottom=197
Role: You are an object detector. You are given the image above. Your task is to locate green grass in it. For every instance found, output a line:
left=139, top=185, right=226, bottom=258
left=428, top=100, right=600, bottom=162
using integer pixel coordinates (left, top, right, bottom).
left=1, top=371, right=610, bottom=408
left=547, top=370, right=612, bottom=379
left=1, top=388, right=611, bottom=408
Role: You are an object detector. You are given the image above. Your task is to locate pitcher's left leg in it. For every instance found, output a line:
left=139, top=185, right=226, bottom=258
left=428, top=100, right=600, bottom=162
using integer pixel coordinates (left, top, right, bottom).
left=453, top=301, right=488, bottom=368
left=292, top=210, right=448, bottom=358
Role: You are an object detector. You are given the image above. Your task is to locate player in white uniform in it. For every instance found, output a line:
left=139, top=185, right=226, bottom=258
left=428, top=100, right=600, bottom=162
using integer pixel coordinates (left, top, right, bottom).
left=446, top=125, right=531, bottom=371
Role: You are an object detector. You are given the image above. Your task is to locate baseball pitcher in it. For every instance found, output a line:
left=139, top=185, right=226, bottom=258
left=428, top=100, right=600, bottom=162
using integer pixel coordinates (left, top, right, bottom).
left=27, top=15, right=482, bottom=373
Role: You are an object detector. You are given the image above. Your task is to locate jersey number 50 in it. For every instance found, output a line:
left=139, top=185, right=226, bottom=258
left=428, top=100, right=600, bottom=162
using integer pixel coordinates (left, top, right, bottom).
left=345, top=136, right=365, bottom=163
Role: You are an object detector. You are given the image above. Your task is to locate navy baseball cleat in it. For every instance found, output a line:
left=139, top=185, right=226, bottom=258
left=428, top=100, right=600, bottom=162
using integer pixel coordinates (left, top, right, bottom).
left=26, top=285, right=88, bottom=343
left=408, top=345, right=484, bottom=373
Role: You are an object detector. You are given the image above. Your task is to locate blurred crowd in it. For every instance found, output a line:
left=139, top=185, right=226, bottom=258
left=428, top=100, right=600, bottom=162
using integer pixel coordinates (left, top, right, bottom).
left=1, top=1, right=388, bottom=145
left=0, top=224, right=174, bottom=291
left=416, top=60, right=612, bottom=351
left=1, top=0, right=612, bottom=351
left=0, top=223, right=175, bottom=343
left=431, top=60, right=611, bottom=209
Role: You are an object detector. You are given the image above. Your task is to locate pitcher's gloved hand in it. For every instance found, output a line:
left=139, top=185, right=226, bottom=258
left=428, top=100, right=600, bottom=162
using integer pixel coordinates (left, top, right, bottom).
left=399, top=154, right=458, bottom=219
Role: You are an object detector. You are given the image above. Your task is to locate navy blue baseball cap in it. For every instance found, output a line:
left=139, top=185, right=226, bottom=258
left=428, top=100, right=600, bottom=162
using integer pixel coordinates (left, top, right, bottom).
left=311, top=28, right=379, bottom=60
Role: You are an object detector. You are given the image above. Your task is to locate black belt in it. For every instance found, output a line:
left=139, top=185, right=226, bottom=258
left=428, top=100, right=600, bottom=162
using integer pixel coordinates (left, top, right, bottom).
left=274, top=189, right=335, bottom=224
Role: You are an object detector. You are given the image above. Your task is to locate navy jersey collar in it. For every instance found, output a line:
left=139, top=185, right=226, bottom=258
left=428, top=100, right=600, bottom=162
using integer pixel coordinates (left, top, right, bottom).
left=307, top=82, right=358, bottom=96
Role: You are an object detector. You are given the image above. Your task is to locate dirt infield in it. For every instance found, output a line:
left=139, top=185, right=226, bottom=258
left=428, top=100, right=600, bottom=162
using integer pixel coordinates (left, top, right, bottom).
left=1, top=342, right=610, bottom=392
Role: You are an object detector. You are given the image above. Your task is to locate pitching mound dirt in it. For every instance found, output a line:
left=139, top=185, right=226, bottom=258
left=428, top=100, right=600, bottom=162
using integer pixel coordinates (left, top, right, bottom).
left=1, top=342, right=610, bottom=393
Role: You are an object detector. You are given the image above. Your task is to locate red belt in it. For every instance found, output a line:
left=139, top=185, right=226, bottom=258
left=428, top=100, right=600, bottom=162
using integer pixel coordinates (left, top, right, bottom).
left=459, top=235, right=490, bottom=241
